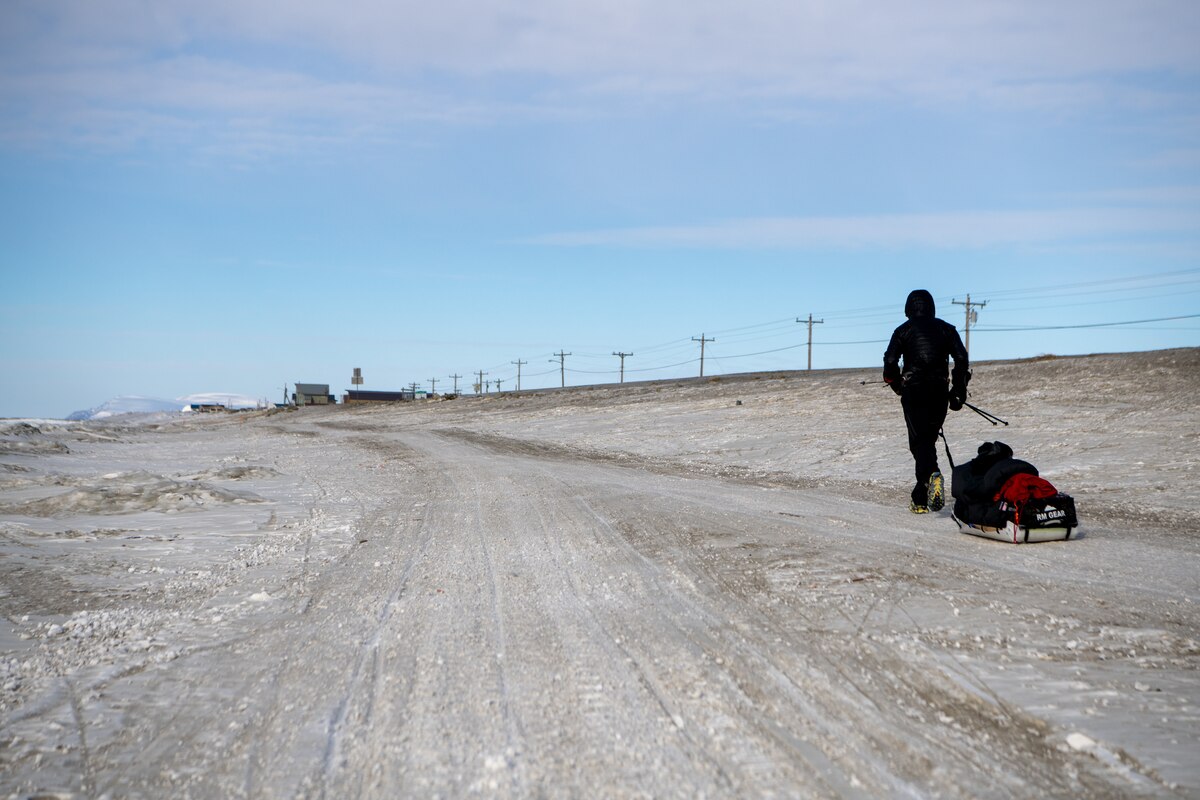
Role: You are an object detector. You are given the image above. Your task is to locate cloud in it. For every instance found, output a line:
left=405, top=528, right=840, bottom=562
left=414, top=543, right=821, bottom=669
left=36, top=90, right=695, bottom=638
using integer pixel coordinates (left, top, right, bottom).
left=520, top=207, right=1200, bottom=250
left=1068, top=185, right=1200, bottom=205
left=1, top=0, right=1198, bottom=157
left=1136, top=148, right=1200, bottom=170
left=175, top=1, right=1200, bottom=88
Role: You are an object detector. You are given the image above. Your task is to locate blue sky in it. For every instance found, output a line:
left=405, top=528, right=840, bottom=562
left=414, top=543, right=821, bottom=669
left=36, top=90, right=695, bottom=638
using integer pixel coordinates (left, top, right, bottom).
left=2, top=1, right=1199, bottom=417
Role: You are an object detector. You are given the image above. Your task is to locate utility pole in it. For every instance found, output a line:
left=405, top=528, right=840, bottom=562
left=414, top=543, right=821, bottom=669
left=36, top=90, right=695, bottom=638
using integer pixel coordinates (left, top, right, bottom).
left=428, top=377, right=438, bottom=396
left=692, top=334, right=714, bottom=377
left=495, top=378, right=503, bottom=392
left=613, top=351, right=633, bottom=383
left=511, top=359, right=527, bottom=392
left=796, top=314, right=824, bottom=371
left=476, top=370, right=487, bottom=395
left=449, top=374, right=462, bottom=394
left=550, top=351, right=571, bottom=388
left=952, top=294, right=987, bottom=355
left=408, top=381, right=420, bottom=399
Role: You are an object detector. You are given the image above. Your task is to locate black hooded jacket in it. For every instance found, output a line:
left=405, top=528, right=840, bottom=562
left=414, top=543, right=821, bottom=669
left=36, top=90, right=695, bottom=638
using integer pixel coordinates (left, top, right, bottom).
left=883, top=290, right=970, bottom=391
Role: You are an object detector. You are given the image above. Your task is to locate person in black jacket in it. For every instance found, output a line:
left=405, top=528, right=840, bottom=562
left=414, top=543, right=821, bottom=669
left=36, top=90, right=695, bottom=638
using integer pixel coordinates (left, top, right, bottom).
left=883, top=289, right=970, bottom=513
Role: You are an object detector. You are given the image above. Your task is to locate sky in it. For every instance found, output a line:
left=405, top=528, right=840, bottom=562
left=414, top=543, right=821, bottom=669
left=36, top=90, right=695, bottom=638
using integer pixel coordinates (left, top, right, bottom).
left=2, top=1, right=1199, bottom=418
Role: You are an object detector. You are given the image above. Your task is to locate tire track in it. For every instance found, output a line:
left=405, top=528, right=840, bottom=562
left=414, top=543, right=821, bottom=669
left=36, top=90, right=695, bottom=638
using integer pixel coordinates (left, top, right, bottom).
left=496, top=440, right=1135, bottom=798
left=523, top=488, right=740, bottom=796
left=561, top=488, right=877, bottom=798
left=441, top=435, right=870, bottom=796
left=305, top=440, right=442, bottom=798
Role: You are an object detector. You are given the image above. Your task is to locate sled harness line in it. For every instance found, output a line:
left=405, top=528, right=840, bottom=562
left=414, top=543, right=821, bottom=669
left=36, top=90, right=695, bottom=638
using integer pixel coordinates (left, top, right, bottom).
left=939, top=428, right=955, bottom=470
left=939, top=429, right=966, bottom=530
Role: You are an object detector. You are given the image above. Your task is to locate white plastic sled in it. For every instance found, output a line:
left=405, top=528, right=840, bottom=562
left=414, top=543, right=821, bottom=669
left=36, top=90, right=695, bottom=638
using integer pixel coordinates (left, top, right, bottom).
left=955, top=518, right=1076, bottom=544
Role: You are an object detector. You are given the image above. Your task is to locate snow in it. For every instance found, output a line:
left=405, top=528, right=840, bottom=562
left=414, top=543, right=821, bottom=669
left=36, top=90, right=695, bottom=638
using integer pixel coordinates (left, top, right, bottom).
left=1, top=348, right=1197, bottom=798
left=65, top=395, right=183, bottom=420
left=64, top=392, right=267, bottom=421
left=178, top=392, right=268, bottom=411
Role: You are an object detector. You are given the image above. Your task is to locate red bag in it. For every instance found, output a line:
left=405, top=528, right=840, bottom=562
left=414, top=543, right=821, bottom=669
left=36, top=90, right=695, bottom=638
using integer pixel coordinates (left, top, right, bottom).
left=996, top=473, right=1058, bottom=505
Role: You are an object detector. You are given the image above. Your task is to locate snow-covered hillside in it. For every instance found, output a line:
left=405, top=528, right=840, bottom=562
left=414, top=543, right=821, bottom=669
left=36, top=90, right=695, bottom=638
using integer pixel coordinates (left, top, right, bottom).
left=66, top=393, right=267, bottom=421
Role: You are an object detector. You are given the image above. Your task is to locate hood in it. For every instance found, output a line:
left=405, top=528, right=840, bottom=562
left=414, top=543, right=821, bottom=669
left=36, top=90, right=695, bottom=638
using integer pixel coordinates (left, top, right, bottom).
left=905, top=289, right=936, bottom=318
left=976, top=441, right=1014, bottom=460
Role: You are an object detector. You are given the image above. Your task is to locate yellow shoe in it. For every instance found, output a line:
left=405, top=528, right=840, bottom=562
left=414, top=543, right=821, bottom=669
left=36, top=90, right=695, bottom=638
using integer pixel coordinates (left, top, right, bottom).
left=927, top=472, right=945, bottom=512
left=910, top=500, right=930, bottom=514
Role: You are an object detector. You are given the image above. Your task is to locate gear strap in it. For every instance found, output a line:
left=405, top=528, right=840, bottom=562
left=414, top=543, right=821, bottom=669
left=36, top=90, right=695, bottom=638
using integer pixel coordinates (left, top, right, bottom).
left=939, top=428, right=955, bottom=469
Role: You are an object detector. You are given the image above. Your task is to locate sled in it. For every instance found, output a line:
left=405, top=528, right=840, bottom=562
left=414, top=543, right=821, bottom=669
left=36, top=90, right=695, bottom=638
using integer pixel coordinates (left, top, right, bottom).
left=949, top=441, right=1080, bottom=545
left=953, top=493, right=1078, bottom=544
left=955, top=519, right=1076, bottom=544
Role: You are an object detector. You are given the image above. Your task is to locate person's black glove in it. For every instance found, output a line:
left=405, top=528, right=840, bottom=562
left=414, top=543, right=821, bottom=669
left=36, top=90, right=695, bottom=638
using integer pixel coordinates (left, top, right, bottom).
left=949, top=384, right=966, bottom=411
left=887, top=379, right=903, bottom=396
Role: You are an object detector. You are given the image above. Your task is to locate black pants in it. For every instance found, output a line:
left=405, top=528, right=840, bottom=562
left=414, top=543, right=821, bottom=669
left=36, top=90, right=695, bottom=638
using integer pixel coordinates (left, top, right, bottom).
left=901, top=383, right=949, bottom=504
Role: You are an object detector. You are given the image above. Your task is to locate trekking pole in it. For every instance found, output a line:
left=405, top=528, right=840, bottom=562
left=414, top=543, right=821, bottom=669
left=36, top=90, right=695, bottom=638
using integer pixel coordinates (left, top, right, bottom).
left=859, top=379, right=886, bottom=386
left=964, top=402, right=1008, bottom=426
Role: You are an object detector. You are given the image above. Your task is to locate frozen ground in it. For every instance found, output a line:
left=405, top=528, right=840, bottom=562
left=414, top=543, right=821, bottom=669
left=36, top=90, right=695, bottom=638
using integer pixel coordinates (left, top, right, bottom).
left=1, top=348, right=1197, bottom=798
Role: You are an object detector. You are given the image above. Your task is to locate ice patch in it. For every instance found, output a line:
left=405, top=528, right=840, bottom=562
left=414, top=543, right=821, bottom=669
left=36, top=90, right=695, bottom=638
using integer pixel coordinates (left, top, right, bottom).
left=0, top=423, right=44, bottom=437
left=180, top=465, right=282, bottom=481
left=0, top=472, right=264, bottom=517
left=0, top=432, right=70, bottom=456
left=1067, top=732, right=1096, bottom=752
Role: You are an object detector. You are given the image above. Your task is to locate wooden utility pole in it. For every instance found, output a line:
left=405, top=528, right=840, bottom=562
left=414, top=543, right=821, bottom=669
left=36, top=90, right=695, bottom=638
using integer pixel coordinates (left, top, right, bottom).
left=428, top=377, right=438, bottom=396
left=495, top=378, right=503, bottom=392
left=550, top=351, right=571, bottom=388
left=613, top=352, right=633, bottom=383
left=692, top=334, right=714, bottom=377
left=475, top=370, right=487, bottom=395
left=408, top=382, right=420, bottom=399
left=952, top=294, right=987, bottom=354
left=449, top=374, right=463, bottom=394
left=796, top=314, right=824, bottom=371
left=511, top=359, right=527, bottom=392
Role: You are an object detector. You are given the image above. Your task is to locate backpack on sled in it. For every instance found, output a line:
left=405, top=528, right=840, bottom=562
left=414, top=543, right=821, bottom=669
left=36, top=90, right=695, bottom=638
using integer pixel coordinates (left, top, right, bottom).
left=950, top=442, right=1078, bottom=543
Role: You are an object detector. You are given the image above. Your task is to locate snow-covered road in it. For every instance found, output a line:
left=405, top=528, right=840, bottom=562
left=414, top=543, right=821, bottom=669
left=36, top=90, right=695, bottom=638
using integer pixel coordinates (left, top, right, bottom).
left=2, top=350, right=1198, bottom=798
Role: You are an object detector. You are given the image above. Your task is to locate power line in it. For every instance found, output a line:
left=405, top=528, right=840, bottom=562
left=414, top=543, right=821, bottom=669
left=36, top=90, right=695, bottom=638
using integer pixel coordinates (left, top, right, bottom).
left=625, top=356, right=701, bottom=373
left=974, top=313, right=1200, bottom=332
left=984, top=286, right=1200, bottom=315
left=414, top=267, right=1196, bottom=392
left=961, top=267, right=1200, bottom=302
left=818, top=338, right=891, bottom=345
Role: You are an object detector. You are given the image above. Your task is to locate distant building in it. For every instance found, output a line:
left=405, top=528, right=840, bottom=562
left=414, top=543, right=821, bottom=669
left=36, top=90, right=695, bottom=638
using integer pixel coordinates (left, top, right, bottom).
left=344, top=389, right=406, bottom=404
left=189, top=403, right=227, bottom=413
left=294, top=383, right=334, bottom=405
left=343, top=389, right=427, bottom=404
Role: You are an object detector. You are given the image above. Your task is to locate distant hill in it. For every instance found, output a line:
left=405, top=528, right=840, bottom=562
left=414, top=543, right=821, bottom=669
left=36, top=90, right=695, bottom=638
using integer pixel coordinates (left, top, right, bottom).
left=67, top=393, right=264, bottom=421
